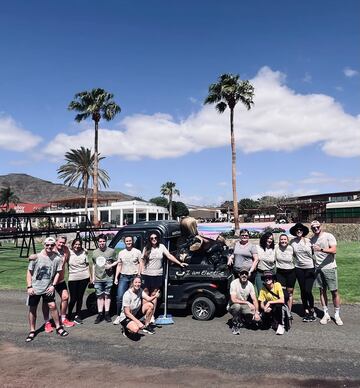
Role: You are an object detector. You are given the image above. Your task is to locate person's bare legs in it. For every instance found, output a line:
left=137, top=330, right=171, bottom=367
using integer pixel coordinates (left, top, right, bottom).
left=287, top=288, right=294, bottom=312
left=142, top=302, right=154, bottom=327
left=104, top=294, right=111, bottom=313
left=319, top=288, right=328, bottom=309
left=28, top=305, right=37, bottom=332
left=97, top=295, right=105, bottom=313
left=60, top=288, right=69, bottom=318
left=331, top=289, right=340, bottom=308
left=48, top=302, right=61, bottom=329
left=42, top=301, right=50, bottom=322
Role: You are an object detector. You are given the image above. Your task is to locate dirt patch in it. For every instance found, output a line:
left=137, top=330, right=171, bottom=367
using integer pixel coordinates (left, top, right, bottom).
left=1, top=342, right=358, bottom=388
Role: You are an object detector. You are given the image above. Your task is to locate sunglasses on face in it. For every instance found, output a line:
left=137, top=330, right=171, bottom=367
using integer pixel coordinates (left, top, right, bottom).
left=150, top=236, right=158, bottom=240
left=45, top=244, right=55, bottom=247
left=264, top=277, right=273, bottom=282
left=240, top=235, right=249, bottom=238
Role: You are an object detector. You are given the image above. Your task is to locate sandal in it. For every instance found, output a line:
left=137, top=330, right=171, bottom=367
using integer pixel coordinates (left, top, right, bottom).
left=25, top=331, right=35, bottom=342
left=56, top=326, right=69, bottom=337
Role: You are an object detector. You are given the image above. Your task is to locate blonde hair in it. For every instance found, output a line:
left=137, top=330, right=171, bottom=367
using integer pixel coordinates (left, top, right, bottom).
left=180, top=217, right=198, bottom=237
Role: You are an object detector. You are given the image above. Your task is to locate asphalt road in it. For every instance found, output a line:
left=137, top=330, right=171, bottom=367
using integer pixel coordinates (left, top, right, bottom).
left=0, top=290, right=359, bottom=386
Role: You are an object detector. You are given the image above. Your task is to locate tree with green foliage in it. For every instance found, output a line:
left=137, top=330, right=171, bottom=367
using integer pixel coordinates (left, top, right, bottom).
left=205, top=74, right=254, bottom=235
left=160, top=182, right=180, bottom=220
left=57, top=147, right=110, bottom=216
left=149, top=196, right=169, bottom=208
left=172, top=201, right=189, bottom=218
left=0, top=187, right=20, bottom=212
left=238, top=198, right=259, bottom=211
left=68, top=88, right=121, bottom=224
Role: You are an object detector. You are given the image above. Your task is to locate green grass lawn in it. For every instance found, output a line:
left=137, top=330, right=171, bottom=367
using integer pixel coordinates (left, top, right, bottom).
left=0, top=241, right=359, bottom=302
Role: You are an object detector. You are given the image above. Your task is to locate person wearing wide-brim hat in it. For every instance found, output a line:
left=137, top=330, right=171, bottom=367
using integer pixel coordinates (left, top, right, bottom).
left=289, top=223, right=316, bottom=323
left=289, top=223, right=309, bottom=237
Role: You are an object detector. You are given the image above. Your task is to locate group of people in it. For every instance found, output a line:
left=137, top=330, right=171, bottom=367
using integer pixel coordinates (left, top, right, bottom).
left=25, top=232, right=187, bottom=341
left=25, top=219, right=342, bottom=341
left=227, top=220, right=342, bottom=335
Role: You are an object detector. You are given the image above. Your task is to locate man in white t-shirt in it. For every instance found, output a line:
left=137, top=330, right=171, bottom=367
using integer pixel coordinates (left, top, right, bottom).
left=228, top=268, right=260, bottom=335
left=310, top=220, right=343, bottom=326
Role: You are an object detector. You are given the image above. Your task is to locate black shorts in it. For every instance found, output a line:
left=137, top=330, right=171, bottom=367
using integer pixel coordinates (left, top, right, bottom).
left=276, top=268, right=296, bottom=289
left=120, top=308, right=143, bottom=329
left=27, top=292, right=55, bottom=307
left=54, top=281, right=68, bottom=295
left=142, top=275, right=163, bottom=293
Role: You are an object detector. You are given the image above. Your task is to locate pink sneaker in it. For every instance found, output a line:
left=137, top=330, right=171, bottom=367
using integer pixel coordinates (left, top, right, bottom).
left=62, top=318, right=75, bottom=327
left=44, top=321, right=53, bottom=333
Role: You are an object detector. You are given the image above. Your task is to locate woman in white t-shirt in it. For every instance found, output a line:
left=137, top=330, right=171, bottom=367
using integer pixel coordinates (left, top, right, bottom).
left=67, top=238, right=91, bottom=324
left=141, top=232, right=187, bottom=321
left=120, top=276, right=160, bottom=337
left=289, top=223, right=316, bottom=322
left=275, top=234, right=295, bottom=316
left=255, top=232, right=276, bottom=294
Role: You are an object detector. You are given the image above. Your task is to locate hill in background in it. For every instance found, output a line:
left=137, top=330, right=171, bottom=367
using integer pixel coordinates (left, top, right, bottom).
left=0, top=173, right=133, bottom=203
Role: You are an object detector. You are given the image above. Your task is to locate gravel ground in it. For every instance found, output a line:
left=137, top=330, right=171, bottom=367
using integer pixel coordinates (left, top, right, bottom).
left=0, top=290, right=359, bottom=387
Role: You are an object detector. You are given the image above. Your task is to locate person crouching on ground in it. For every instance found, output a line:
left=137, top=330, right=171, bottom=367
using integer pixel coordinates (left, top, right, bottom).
left=258, top=271, right=287, bottom=335
left=119, top=275, right=160, bottom=337
left=229, top=268, right=261, bottom=335
left=92, top=234, right=116, bottom=324
left=25, top=237, right=69, bottom=342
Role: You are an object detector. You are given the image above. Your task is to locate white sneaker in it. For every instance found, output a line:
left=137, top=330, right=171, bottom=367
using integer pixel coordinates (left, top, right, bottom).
left=334, top=315, right=343, bottom=326
left=113, top=315, right=122, bottom=325
left=320, top=313, right=331, bottom=325
left=276, top=324, right=285, bottom=335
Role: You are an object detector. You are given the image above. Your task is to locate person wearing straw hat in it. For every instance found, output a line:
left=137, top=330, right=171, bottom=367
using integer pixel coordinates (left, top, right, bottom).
left=310, top=220, right=343, bottom=326
left=289, top=222, right=316, bottom=323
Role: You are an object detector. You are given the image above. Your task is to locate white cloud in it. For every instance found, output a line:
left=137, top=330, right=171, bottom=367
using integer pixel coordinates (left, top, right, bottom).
left=343, top=67, right=359, bottom=78
left=43, top=66, right=360, bottom=160
left=0, top=115, right=42, bottom=151
left=217, top=181, right=228, bottom=187
left=189, top=97, right=198, bottom=104
left=335, top=86, right=343, bottom=92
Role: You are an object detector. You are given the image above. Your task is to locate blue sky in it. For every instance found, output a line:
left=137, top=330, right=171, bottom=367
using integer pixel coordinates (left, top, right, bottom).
left=0, top=0, right=359, bottom=205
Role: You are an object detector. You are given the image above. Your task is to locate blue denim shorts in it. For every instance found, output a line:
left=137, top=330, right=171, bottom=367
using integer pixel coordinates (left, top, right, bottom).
left=94, top=280, right=113, bottom=296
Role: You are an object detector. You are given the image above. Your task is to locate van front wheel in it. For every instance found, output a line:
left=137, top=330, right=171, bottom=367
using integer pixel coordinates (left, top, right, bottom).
left=191, top=297, right=216, bottom=321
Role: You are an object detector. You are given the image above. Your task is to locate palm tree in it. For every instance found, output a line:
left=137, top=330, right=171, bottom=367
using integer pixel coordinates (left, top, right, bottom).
left=204, top=74, right=254, bottom=234
left=57, top=147, right=110, bottom=217
left=160, top=182, right=180, bottom=220
left=68, top=88, right=121, bottom=224
left=0, top=187, right=20, bottom=212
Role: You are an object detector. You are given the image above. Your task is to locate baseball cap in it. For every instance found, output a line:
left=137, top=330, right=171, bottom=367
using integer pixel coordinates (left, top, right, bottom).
left=310, top=220, right=321, bottom=228
left=44, top=237, right=56, bottom=245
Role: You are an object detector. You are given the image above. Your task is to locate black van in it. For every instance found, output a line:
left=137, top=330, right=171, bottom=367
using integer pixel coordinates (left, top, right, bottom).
left=88, top=220, right=232, bottom=321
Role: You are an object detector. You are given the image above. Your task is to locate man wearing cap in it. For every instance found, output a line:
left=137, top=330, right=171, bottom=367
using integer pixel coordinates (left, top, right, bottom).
left=25, top=237, right=69, bottom=342
left=310, top=220, right=343, bottom=326
left=228, top=268, right=260, bottom=335
left=258, top=271, right=287, bottom=335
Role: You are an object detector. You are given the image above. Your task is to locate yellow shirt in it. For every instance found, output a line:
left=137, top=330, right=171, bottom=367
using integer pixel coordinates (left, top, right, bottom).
left=258, top=282, right=284, bottom=302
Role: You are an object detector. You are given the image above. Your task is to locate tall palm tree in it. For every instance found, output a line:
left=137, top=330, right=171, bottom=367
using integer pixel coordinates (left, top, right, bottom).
left=160, top=182, right=180, bottom=220
left=68, top=88, right=120, bottom=224
left=0, top=187, right=20, bottom=212
left=57, top=147, right=110, bottom=216
left=204, top=74, right=254, bottom=235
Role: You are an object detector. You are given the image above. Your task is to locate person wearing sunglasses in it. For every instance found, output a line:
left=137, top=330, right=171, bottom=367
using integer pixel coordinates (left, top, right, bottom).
left=25, top=237, right=69, bottom=342
left=141, top=232, right=187, bottom=323
left=228, top=229, right=258, bottom=283
left=310, top=220, right=343, bottom=326
left=289, top=222, right=316, bottom=323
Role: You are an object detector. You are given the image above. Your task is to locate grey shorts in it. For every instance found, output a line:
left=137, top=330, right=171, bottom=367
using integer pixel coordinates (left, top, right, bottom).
left=229, top=303, right=253, bottom=318
left=94, top=280, right=113, bottom=296
left=315, top=268, right=338, bottom=291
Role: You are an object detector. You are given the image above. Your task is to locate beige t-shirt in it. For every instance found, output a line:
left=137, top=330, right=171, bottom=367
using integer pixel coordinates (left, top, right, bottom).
left=257, top=246, right=276, bottom=271
left=230, top=278, right=255, bottom=301
left=275, top=245, right=295, bottom=270
left=68, top=249, right=90, bottom=281
left=118, top=247, right=141, bottom=275
left=310, top=232, right=337, bottom=269
left=290, top=238, right=314, bottom=269
left=142, top=244, right=169, bottom=276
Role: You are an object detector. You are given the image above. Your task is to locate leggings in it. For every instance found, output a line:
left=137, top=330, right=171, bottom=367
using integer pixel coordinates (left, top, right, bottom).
left=295, top=268, right=315, bottom=312
left=68, top=278, right=89, bottom=318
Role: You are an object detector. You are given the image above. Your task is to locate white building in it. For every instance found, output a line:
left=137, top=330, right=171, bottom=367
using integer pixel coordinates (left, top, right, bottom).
left=46, top=200, right=169, bottom=227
